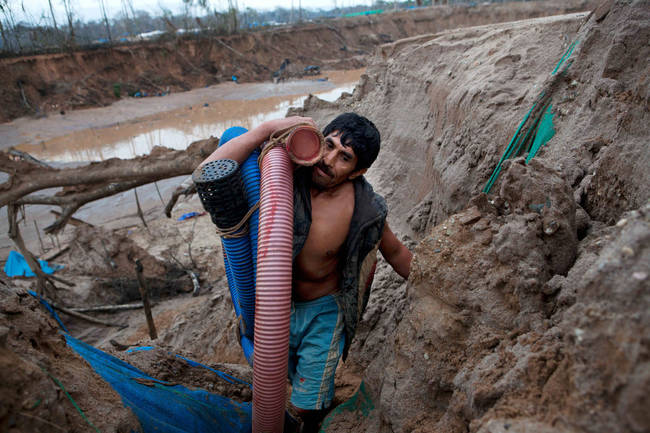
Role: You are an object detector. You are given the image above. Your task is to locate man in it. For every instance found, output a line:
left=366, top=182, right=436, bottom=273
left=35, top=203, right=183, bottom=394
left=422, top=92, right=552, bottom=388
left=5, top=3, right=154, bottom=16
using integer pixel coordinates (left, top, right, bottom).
left=199, top=113, right=412, bottom=431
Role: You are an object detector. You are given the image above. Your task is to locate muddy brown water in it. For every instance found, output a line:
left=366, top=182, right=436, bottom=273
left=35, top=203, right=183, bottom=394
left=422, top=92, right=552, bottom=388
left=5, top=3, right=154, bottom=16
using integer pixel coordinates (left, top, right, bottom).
left=7, top=69, right=362, bottom=162
left=0, top=69, right=363, bottom=260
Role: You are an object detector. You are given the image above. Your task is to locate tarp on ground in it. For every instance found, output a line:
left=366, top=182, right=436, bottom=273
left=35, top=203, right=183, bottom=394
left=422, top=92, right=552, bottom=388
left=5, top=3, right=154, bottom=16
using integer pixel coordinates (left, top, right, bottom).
left=65, top=335, right=252, bottom=433
left=4, top=250, right=64, bottom=277
left=27, top=291, right=253, bottom=433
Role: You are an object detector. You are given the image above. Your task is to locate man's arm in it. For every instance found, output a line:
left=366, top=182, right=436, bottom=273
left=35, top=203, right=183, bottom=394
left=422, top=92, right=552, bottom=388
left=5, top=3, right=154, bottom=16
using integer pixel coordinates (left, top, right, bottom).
left=198, top=116, right=316, bottom=168
left=379, top=222, right=413, bottom=279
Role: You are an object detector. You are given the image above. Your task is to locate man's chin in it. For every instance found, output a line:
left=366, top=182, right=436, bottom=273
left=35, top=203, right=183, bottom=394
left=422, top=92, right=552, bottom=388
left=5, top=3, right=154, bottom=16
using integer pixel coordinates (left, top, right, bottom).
left=311, top=176, right=332, bottom=189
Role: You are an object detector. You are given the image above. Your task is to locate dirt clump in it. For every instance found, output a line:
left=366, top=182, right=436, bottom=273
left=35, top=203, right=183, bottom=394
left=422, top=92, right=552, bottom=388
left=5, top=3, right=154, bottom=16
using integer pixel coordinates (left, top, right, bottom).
left=61, top=225, right=194, bottom=306
left=322, top=161, right=648, bottom=433
left=0, top=289, right=140, bottom=432
left=117, top=346, right=252, bottom=402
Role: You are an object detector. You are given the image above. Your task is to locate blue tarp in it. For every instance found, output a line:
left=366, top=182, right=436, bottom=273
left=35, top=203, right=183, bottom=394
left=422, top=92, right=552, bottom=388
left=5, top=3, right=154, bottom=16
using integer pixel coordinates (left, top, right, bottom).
left=4, top=250, right=64, bottom=277
left=65, top=335, right=252, bottom=433
left=27, top=292, right=253, bottom=433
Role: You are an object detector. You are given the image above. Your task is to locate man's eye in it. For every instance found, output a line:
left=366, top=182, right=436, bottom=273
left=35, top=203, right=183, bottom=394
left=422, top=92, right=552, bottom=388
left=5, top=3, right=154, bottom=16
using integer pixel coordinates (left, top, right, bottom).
left=327, top=142, right=334, bottom=148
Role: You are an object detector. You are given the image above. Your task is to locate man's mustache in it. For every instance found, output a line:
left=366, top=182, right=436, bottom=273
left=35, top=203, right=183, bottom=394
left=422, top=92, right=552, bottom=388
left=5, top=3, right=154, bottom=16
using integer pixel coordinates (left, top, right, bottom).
left=315, top=162, right=333, bottom=177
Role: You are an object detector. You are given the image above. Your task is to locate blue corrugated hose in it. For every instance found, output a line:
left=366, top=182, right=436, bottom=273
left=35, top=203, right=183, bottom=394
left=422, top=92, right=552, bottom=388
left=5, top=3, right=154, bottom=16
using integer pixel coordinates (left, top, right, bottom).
left=218, top=127, right=259, bottom=366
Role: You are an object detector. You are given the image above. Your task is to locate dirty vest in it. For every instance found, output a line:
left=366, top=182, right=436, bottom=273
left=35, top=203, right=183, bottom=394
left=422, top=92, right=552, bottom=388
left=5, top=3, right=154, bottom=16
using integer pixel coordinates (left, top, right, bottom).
left=292, top=168, right=387, bottom=361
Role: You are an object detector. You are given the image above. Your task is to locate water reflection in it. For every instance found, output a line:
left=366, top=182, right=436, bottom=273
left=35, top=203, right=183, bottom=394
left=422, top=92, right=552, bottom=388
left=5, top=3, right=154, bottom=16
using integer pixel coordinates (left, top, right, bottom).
left=18, top=83, right=356, bottom=163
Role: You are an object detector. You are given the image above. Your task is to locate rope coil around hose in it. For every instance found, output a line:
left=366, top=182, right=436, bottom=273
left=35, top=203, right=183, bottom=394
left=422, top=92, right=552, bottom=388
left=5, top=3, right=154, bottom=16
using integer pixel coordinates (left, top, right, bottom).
left=258, top=123, right=324, bottom=168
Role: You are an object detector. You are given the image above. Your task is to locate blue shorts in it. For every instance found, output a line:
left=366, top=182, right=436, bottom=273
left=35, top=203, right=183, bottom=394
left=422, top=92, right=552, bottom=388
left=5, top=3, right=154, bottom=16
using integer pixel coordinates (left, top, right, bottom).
left=288, top=294, right=345, bottom=410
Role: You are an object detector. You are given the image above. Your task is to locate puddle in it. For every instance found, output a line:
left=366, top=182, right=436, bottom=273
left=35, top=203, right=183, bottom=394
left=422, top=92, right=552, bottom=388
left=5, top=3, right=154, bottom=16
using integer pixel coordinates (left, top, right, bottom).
left=14, top=70, right=361, bottom=163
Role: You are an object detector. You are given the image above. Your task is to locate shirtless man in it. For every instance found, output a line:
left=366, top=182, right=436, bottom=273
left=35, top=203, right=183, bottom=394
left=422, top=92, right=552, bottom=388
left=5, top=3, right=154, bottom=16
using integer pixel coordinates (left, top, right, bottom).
left=200, top=113, right=412, bottom=431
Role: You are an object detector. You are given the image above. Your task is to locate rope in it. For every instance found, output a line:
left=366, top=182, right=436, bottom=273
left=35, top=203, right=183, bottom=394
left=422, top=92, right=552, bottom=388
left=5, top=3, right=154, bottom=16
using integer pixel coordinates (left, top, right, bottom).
left=257, top=124, right=296, bottom=167
left=215, top=123, right=321, bottom=240
left=214, top=202, right=260, bottom=239
left=257, top=122, right=324, bottom=168
left=40, top=366, right=101, bottom=433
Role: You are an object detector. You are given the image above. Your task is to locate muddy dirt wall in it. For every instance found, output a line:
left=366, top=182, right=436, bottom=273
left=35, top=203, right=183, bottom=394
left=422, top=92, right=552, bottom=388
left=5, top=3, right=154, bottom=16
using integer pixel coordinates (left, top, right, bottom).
left=294, top=1, right=649, bottom=431
left=0, top=289, right=140, bottom=432
left=0, top=0, right=598, bottom=123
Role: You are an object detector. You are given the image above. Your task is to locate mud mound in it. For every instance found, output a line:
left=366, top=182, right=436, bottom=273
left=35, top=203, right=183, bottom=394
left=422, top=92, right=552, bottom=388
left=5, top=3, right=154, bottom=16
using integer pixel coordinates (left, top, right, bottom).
left=117, top=346, right=252, bottom=402
left=62, top=225, right=193, bottom=306
left=298, top=1, right=648, bottom=231
left=324, top=161, right=649, bottom=433
left=364, top=158, right=578, bottom=432
left=112, top=288, right=247, bottom=365
left=0, top=290, right=139, bottom=432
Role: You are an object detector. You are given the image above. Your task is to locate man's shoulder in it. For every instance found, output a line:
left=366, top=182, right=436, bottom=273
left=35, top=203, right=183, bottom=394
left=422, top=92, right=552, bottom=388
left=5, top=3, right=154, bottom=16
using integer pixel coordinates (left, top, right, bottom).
left=353, top=176, right=387, bottom=222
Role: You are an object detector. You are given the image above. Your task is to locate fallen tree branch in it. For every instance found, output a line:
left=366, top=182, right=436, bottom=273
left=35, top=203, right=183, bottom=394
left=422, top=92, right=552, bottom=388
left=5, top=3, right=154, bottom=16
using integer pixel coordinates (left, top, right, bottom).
left=7, top=204, right=55, bottom=296
left=109, top=339, right=132, bottom=351
left=1, top=138, right=217, bottom=209
left=49, top=210, right=94, bottom=228
left=154, top=181, right=166, bottom=206
left=52, top=303, right=129, bottom=328
left=44, top=273, right=74, bottom=287
left=70, top=302, right=145, bottom=313
left=164, top=183, right=196, bottom=218
left=133, top=188, right=148, bottom=229
left=40, top=244, right=70, bottom=261
left=8, top=149, right=52, bottom=168
left=11, top=139, right=216, bottom=234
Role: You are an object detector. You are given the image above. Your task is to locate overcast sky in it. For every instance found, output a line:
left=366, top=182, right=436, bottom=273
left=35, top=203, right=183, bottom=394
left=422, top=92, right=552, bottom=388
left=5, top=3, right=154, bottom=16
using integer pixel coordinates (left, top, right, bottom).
left=15, top=0, right=374, bottom=23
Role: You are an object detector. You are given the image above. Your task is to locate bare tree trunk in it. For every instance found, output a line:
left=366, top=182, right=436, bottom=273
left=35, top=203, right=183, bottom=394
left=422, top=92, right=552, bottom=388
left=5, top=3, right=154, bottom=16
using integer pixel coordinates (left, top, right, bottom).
left=227, top=0, right=238, bottom=33
left=0, top=1, right=22, bottom=52
left=47, top=0, right=59, bottom=32
left=99, top=0, right=113, bottom=42
left=62, top=0, right=76, bottom=45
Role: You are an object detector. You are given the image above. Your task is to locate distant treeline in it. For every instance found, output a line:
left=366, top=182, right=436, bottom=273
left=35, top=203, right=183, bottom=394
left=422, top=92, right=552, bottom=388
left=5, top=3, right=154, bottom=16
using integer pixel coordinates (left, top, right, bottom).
left=0, top=0, right=535, bottom=56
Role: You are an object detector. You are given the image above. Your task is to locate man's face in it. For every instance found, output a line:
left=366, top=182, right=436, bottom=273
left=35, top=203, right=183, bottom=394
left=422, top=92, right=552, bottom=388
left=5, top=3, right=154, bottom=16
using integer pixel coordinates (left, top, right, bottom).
left=311, top=130, right=366, bottom=189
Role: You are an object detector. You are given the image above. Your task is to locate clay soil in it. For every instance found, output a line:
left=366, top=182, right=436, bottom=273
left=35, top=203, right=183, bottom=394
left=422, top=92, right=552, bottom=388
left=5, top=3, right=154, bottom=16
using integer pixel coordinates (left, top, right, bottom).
left=0, top=0, right=596, bottom=123
left=4, top=1, right=649, bottom=432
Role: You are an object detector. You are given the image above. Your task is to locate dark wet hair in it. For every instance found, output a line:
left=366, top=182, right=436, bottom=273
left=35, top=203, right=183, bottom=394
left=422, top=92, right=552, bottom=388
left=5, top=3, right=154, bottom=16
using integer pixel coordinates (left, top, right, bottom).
left=322, top=112, right=380, bottom=170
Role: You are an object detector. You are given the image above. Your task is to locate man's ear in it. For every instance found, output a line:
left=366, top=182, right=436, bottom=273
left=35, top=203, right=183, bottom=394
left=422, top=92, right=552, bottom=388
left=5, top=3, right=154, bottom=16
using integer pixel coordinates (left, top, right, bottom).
left=348, top=168, right=367, bottom=180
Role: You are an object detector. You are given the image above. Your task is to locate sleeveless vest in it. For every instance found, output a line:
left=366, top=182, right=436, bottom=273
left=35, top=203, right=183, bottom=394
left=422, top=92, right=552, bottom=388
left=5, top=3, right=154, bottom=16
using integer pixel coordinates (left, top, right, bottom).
left=293, top=168, right=387, bottom=360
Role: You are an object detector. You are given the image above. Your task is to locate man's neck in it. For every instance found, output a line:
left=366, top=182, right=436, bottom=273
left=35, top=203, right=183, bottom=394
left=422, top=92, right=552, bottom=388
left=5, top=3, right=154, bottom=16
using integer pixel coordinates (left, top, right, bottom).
left=311, top=179, right=354, bottom=198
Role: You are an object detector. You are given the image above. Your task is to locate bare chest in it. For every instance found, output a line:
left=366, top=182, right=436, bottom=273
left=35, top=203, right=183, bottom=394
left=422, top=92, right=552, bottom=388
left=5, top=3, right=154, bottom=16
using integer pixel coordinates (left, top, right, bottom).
left=303, top=185, right=355, bottom=259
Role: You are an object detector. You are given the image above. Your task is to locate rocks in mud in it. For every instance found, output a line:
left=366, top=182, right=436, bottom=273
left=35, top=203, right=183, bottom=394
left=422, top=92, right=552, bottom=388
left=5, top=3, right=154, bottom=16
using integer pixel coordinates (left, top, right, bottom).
left=496, top=157, right=577, bottom=277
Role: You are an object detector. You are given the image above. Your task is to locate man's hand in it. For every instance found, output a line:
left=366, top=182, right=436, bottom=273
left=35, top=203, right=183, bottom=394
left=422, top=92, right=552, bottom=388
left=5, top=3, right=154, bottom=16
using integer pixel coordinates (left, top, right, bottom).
left=263, top=116, right=316, bottom=135
left=379, top=222, right=413, bottom=280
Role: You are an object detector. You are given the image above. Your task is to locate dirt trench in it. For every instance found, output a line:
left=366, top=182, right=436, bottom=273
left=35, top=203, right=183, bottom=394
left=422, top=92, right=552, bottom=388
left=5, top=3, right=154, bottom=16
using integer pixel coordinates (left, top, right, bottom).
left=292, top=1, right=649, bottom=431
left=1, top=1, right=648, bottom=432
left=0, top=0, right=598, bottom=123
